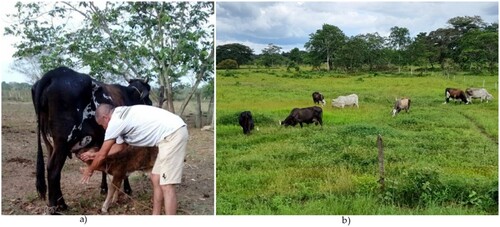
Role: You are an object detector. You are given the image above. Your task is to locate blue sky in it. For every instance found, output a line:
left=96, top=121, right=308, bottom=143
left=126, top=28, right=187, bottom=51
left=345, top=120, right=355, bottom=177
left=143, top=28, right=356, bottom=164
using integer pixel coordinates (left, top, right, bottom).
left=216, top=1, right=498, bottom=54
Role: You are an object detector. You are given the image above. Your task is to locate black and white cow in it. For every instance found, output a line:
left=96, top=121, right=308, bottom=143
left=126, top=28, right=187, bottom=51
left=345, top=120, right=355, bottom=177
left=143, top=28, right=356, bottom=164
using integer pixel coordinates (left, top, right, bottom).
left=31, top=66, right=152, bottom=214
left=444, top=88, right=470, bottom=104
left=312, top=91, right=326, bottom=106
left=280, top=106, right=323, bottom=128
left=239, top=111, right=255, bottom=135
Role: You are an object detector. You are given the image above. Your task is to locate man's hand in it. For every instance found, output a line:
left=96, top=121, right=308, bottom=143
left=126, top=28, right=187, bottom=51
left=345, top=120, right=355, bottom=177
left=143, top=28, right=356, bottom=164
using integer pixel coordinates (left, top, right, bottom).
left=81, top=167, right=94, bottom=184
left=80, top=151, right=106, bottom=184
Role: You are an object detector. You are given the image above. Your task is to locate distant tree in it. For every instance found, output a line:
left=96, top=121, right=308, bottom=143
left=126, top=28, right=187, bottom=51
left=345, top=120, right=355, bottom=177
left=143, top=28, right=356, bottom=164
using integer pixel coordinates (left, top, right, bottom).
left=260, top=43, right=283, bottom=67
left=305, top=24, right=346, bottom=71
left=216, top=43, right=253, bottom=66
left=388, top=26, right=411, bottom=73
left=427, top=27, right=459, bottom=70
left=288, top=47, right=305, bottom=64
left=409, top=33, right=432, bottom=68
left=458, top=28, right=498, bottom=73
left=10, top=56, right=44, bottom=84
left=358, top=32, right=387, bottom=71
left=216, top=59, right=238, bottom=69
left=338, top=35, right=367, bottom=71
left=448, top=15, right=486, bottom=34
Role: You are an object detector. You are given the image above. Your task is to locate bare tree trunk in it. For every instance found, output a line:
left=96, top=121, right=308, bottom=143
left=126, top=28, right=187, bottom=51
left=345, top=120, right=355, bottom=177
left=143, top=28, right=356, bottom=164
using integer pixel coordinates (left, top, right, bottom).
left=165, top=80, right=175, bottom=113
left=207, top=95, right=214, bottom=126
left=326, top=49, right=331, bottom=71
left=178, top=47, right=214, bottom=116
left=158, top=85, right=165, bottom=108
left=195, top=90, right=202, bottom=128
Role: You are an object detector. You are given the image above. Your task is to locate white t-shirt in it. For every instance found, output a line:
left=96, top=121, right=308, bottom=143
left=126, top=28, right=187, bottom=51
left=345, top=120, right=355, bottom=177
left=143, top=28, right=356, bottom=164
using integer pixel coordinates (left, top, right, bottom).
left=104, top=105, right=186, bottom=146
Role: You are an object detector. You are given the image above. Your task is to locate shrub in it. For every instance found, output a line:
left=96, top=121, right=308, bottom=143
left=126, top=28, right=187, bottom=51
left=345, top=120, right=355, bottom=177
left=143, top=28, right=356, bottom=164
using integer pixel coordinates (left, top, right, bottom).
left=217, top=59, right=239, bottom=69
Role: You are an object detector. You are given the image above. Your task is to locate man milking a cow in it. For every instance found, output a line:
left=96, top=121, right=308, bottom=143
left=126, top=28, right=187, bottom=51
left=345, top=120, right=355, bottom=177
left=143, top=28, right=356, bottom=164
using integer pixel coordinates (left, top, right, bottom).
left=80, top=104, right=188, bottom=215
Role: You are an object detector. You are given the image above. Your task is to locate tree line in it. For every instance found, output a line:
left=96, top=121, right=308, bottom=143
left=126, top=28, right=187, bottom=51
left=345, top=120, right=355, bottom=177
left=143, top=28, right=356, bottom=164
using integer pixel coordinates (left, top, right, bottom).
left=217, top=16, right=498, bottom=74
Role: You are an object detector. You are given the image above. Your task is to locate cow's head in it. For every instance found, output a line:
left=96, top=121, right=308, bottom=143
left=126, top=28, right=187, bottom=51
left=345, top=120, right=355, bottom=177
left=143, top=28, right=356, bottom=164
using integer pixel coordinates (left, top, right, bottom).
left=280, top=115, right=297, bottom=127
left=128, top=78, right=152, bottom=105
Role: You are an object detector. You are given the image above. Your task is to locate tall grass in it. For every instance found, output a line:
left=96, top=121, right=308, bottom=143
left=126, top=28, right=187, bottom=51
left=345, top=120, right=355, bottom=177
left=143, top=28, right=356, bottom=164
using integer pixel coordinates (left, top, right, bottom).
left=216, top=69, right=498, bottom=215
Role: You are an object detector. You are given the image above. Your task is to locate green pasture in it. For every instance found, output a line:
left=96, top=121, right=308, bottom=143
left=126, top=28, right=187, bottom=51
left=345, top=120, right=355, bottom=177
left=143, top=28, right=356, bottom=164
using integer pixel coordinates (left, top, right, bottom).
left=216, top=69, right=498, bottom=215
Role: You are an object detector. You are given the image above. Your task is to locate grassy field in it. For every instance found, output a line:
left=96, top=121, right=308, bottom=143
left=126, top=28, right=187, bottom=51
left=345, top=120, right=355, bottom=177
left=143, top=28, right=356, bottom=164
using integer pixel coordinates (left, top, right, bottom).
left=216, top=68, right=498, bottom=215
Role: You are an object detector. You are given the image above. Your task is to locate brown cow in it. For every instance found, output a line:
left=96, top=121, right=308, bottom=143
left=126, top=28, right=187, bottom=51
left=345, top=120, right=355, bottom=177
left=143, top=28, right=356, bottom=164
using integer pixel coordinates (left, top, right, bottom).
left=444, top=88, right=470, bottom=104
left=76, top=146, right=158, bottom=213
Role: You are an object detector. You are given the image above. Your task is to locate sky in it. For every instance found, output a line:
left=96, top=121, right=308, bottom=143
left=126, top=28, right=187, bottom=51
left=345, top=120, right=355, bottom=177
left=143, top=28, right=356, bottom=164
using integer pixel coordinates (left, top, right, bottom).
left=0, top=2, right=24, bottom=83
left=216, top=1, right=499, bottom=54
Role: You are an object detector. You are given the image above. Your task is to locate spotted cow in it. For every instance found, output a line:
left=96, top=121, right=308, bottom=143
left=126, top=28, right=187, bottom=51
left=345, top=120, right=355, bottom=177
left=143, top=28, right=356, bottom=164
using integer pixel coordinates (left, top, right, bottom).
left=31, top=66, right=152, bottom=214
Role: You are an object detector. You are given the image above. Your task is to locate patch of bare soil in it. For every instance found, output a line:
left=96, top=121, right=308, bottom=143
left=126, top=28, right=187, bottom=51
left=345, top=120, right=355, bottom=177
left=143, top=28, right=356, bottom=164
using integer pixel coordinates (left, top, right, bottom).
left=1, top=101, right=214, bottom=215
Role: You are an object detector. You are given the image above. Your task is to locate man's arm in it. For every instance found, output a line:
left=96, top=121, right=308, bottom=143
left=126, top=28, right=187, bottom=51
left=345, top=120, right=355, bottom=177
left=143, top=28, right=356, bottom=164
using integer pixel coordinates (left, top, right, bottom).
left=81, top=139, right=116, bottom=184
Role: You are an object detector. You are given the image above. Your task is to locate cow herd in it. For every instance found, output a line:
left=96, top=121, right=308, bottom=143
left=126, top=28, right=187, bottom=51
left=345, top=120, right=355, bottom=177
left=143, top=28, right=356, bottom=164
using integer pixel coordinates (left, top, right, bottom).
left=444, top=87, right=494, bottom=104
left=239, top=87, right=494, bottom=134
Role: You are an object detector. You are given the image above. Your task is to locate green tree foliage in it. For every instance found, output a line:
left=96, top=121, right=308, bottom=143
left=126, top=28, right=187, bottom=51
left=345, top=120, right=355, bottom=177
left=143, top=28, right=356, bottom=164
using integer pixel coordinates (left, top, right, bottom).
left=458, top=28, right=498, bottom=73
left=216, top=43, right=253, bottom=66
left=218, top=15, right=495, bottom=75
left=359, top=32, right=387, bottom=71
left=304, top=24, right=346, bottom=71
left=260, top=43, right=283, bottom=68
left=389, top=26, right=411, bottom=72
left=4, top=1, right=214, bottom=113
left=287, top=47, right=306, bottom=64
left=338, top=35, right=368, bottom=71
left=216, top=59, right=239, bottom=69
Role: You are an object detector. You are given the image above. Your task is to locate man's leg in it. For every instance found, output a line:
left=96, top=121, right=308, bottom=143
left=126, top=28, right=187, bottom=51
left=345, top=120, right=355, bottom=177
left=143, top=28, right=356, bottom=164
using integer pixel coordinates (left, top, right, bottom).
left=151, top=126, right=188, bottom=215
left=150, top=173, right=163, bottom=215
left=162, top=184, right=177, bottom=215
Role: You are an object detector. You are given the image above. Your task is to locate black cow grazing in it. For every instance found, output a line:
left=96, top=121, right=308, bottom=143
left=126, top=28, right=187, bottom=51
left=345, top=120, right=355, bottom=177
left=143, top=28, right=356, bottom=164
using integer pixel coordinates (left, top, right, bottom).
left=312, top=91, right=326, bottom=106
left=444, top=88, right=470, bottom=104
left=280, top=106, right=323, bottom=128
left=31, top=66, right=152, bottom=214
left=239, top=111, right=255, bottom=135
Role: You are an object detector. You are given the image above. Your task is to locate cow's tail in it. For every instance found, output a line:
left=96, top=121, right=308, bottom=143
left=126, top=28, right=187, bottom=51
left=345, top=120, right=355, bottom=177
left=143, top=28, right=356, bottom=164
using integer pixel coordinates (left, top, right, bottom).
left=35, top=115, right=46, bottom=200
left=33, top=77, right=50, bottom=200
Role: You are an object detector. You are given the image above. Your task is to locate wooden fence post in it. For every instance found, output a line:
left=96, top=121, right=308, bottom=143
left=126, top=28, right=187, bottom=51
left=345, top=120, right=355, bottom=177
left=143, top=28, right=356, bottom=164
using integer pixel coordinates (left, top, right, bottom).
left=377, top=134, right=385, bottom=191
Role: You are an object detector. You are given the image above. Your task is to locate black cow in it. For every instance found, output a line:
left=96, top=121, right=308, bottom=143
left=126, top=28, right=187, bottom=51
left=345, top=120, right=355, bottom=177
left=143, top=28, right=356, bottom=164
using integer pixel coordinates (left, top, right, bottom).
left=31, top=66, right=152, bottom=214
left=312, top=91, right=326, bottom=106
left=239, top=111, right=255, bottom=135
left=444, top=88, right=470, bottom=104
left=280, top=106, right=323, bottom=128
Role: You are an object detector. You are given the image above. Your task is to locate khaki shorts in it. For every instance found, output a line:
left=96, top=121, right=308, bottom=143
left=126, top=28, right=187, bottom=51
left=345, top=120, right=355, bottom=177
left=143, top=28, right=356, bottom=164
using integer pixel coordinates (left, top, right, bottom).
left=151, top=126, right=188, bottom=185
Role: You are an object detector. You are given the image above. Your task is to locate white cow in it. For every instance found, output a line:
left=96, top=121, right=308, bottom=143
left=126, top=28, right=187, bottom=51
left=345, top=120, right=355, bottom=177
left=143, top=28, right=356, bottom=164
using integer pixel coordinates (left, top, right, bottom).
left=332, top=94, right=359, bottom=108
left=466, top=88, right=493, bottom=103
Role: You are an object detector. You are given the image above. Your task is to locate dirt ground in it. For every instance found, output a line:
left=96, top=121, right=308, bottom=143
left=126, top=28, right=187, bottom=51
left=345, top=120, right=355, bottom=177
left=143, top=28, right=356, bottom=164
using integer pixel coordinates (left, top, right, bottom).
left=1, top=101, right=214, bottom=215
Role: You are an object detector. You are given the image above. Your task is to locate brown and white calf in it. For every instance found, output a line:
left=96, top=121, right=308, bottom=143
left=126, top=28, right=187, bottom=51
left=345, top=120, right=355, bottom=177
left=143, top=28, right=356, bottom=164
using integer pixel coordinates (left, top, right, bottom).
left=392, top=98, right=411, bottom=117
left=76, top=146, right=158, bottom=213
left=444, top=88, right=470, bottom=104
